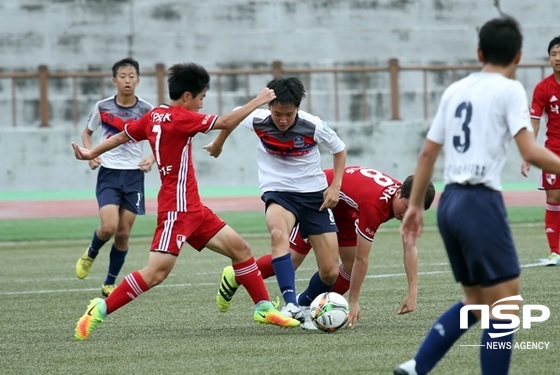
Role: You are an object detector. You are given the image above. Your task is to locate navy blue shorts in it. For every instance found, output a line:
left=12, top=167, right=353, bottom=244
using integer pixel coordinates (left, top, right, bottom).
left=262, top=190, right=338, bottom=238
left=437, top=184, right=520, bottom=287
left=96, top=166, right=146, bottom=215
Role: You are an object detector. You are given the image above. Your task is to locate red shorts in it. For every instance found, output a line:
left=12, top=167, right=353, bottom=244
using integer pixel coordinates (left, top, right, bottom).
left=151, top=206, right=226, bottom=255
left=290, top=215, right=359, bottom=255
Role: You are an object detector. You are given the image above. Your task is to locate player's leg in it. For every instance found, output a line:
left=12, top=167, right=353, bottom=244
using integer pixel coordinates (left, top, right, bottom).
left=75, top=251, right=176, bottom=340
left=76, top=204, right=119, bottom=279
left=100, top=207, right=137, bottom=296
left=297, top=232, right=339, bottom=306
left=264, top=202, right=299, bottom=308
left=543, top=183, right=560, bottom=266
left=205, top=221, right=299, bottom=327
left=330, top=245, right=355, bottom=295
left=256, top=224, right=311, bottom=278
left=75, top=211, right=180, bottom=340
left=476, top=278, right=521, bottom=375
left=100, top=170, right=146, bottom=295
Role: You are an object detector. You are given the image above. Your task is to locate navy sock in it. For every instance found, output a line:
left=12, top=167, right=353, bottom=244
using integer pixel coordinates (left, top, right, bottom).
left=88, top=230, right=108, bottom=259
left=297, top=271, right=332, bottom=306
left=104, top=244, right=128, bottom=285
left=271, top=253, right=298, bottom=305
left=414, top=301, right=478, bottom=374
left=480, top=320, right=514, bottom=375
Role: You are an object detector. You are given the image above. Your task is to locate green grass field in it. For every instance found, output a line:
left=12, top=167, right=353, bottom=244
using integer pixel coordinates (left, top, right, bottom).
left=0, top=207, right=558, bottom=374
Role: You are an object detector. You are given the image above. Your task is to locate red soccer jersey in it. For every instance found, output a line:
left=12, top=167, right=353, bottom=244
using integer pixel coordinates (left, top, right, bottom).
left=531, top=74, right=560, bottom=152
left=125, top=105, right=217, bottom=213
left=326, top=166, right=401, bottom=241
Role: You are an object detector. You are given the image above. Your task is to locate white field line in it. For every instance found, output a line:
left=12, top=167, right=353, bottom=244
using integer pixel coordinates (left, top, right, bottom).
left=0, top=261, right=542, bottom=296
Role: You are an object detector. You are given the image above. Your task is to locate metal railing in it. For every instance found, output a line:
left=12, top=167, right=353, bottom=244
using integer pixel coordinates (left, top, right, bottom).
left=0, top=59, right=550, bottom=127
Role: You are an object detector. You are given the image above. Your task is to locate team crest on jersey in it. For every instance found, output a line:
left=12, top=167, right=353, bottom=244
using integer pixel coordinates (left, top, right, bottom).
left=546, top=173, right=557, bottom=186
left=176, top=234, right=187, bottom=249
left=293, top=135, right=305, bottom=148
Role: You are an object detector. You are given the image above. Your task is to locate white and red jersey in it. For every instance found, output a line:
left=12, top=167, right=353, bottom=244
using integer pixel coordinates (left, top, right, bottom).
left=87, top=95, right=153, bottom=169
left=329, top=166, right=400, bottom=241
left=125, top=105, right=217, bottom=213
left=531, top=74, right=560, bottom=152
left=239, top=108, right=346, bottom=194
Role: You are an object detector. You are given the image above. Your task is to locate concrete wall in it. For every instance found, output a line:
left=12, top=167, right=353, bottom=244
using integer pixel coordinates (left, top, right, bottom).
left=0, top=0, right=550, bottom=192
left=0, top=121, right=539, bottom=193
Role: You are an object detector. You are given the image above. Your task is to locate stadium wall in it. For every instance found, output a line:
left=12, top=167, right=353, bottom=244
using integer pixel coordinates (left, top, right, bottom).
left=0, top=121, right=538, bottom=193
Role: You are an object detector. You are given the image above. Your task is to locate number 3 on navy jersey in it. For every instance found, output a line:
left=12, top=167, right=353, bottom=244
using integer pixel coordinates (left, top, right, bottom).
left=453, top=101, right=472, bottom=153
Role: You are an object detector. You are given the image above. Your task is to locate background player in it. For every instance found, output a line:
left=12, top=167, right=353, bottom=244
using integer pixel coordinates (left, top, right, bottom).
left=395, top=17, right=560, bottom=375
left=72, top=63, right=300, bottom=341
left=75, top=57, right=154, bottom=297
left=521, top=35, right=560, bottom=266
left=206, top=76, right=346, bottom=322
left=255, top=166, right=436, bottom=329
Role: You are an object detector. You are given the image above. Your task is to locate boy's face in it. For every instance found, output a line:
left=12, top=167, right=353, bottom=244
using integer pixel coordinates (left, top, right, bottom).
left=392, top=190, right=409, bottom=221
left=549, top=44, right=560, bottom=73
left=112, top=65, right=139, bottom=96
left=269, top=102, right=298, bottom=132
left=185, top=89, right=208, bottom=112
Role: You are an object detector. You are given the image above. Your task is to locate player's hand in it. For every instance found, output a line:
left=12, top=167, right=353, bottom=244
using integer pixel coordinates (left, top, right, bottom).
left=88, top=157, right=101, bottom=170
left=72, top=142, right=93, bottom=160
left=400, top=206, right=424, bottom=248
left=398, top=295, right=417, bottom=315
left=203, top=142, right=222, bottom=158
left=320, top=185, right=340, bottom=211
left=255, top=87, right=276, bottom=106
left=521, top=161, right=531, bottom=177
left=138, top=157, right=154, bottom=172
left=346, top=301, right=361, bottom=329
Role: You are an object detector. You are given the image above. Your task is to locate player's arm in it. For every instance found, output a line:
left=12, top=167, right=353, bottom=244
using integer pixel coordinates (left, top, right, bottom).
left=204, top=88, right=274, bottom=157
left=521, top=118, right=541, bottom=177
left=72, top=131, right=131, bottom=161
left=346, top=234, right=372, bottom=329
left=81, top=122, right=101, bottom=170
left=398, top=236, right=418, bottom=315
left=515, top=127, right=560, bottom=174
left=401, top=139, right=441, bottom=248
left=320, top=149, right=347, bottom=210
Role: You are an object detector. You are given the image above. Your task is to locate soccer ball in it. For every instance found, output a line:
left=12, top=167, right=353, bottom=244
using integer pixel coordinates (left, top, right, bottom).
left=309, top=292, right=349, bottom=333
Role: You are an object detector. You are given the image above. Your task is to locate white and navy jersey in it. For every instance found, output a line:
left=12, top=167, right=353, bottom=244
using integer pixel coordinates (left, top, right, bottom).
left=87, top=95, right=153, bottom=169
left=427, top=72, right=532, bottom=191
left=239, top=108, right=346, bottom=193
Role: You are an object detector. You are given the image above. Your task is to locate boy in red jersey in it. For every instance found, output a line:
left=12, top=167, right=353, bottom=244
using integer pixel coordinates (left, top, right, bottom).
left=522, top=35, right=560, bottom=266
left=254, top=166, right=435, bottom=329
left=72, top=63, right=300, bottom=340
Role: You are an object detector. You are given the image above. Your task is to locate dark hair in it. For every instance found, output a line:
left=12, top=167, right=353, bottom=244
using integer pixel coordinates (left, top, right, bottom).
left=266, top=76, right=306, bottom=107
left=167, top=63, right=210, bottom=101
left=478, top=16, right=522, bottom=66
left=400, top=175, right=436, bottom=211
left=112, top=58, right=140, bottom=78
left=547, top=36, right=560, bottom=55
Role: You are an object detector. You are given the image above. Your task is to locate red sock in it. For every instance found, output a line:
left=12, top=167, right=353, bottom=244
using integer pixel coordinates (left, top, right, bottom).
left=105, top=271, right=149, bottom=314
left=256, top=253, right=275, bottom=279
left=545, top=202, right=560, bottom=254
left=233, top=257, right=270, bottom=304
left=330, top=264, right=351, bottom=295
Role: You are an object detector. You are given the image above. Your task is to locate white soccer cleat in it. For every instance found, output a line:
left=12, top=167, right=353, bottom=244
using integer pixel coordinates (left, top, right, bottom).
left=300, top=305, right=318, bottom=330
left=541, top=252, right=560, bottom=266
left=394, top=359, right=418, bottom=375
left=280, top=302, right=305, bottom=323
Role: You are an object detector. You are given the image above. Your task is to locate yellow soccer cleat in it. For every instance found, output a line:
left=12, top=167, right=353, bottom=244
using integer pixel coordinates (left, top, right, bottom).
left=101, top=284, right=116, bottom=297
left=254, top=301, right=301, bottom=328
left=75, top=249, right=95, bottom=279
left=75, top=298, right=107, bottom=340
left=216, top=266, right=239, bottom=312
